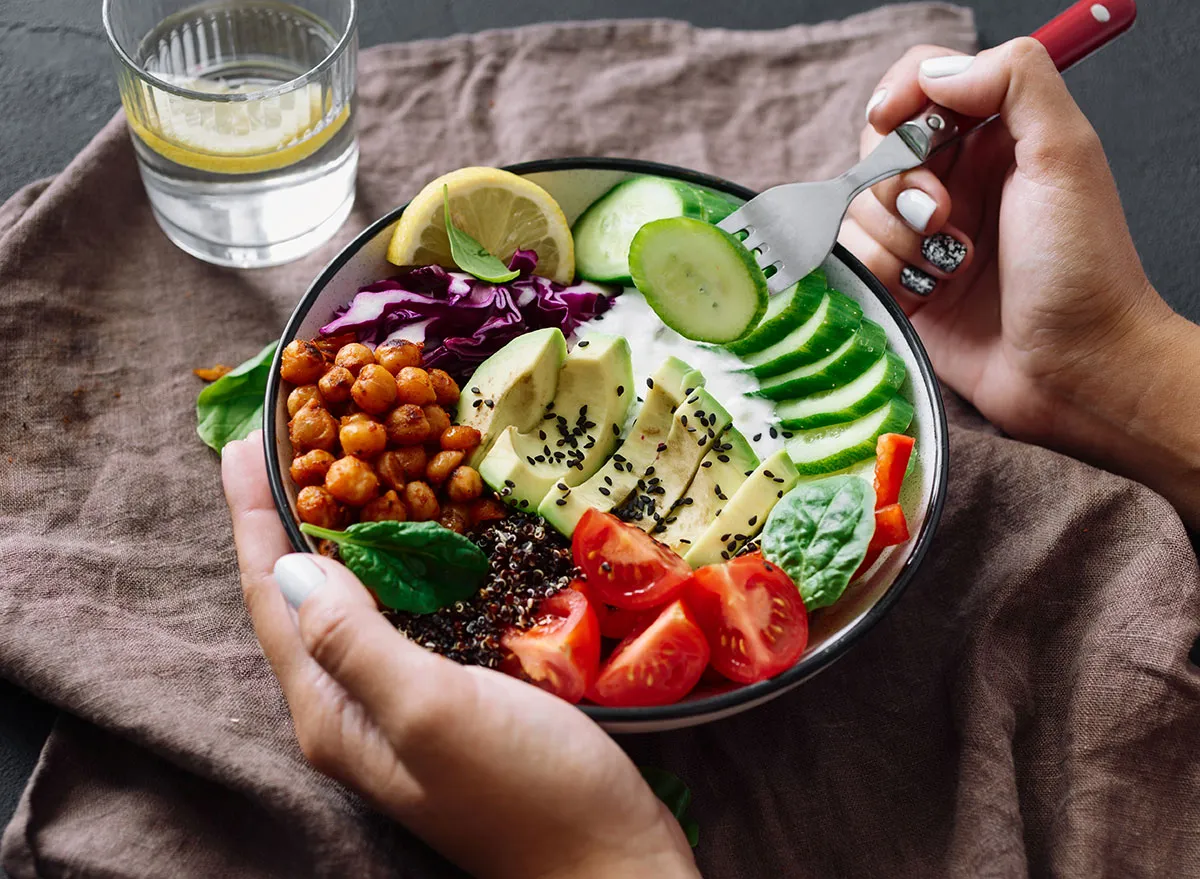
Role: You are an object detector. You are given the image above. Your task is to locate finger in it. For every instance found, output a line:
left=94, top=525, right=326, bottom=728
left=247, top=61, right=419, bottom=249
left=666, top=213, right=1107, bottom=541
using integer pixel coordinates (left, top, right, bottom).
left=277, top=552, right=465, bottom=746
left=846, top=190, right=974, bottom=279
left=222, top=432, right=312, bottom=692
left=839, top=217, right=934, bottom=315
left=916, top=38, right=1103, bottom=182
left=865, top=44, right=968, bottom=132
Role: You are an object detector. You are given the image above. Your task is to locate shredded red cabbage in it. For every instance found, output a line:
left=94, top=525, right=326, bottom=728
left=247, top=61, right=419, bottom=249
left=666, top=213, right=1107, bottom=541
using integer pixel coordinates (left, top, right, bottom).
left=320, top=250, right=617, bottom=380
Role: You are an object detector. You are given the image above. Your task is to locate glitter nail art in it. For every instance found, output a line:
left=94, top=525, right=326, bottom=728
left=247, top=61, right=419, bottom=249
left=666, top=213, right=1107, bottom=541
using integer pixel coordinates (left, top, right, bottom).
left=900, top=266, right=937, bottom=296
left=922, top=233, right=967, bottom=272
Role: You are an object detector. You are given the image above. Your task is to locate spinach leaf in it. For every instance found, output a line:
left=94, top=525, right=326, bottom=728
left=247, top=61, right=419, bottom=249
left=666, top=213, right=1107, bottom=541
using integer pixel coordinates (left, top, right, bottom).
left=300, top=520, right=489, bottom=613
left=639, top=767, right=699, bottom=848
left=761, top=475, right=875, bottom=610
left=196, top=342, right=277, bottom=452
left=443, top=185, right=520, bottom=283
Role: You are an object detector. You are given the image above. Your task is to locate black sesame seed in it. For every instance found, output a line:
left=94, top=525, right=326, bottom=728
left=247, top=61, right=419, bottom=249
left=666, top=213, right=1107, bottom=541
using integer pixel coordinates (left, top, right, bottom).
left=472, top=399, right=483, bottom=408
left=485, top=399, right=495, bottom=409
left=718, top=455, right=730, bottom=463
left=617, top=385, right=625, bottom=396
left=769, top=426, right=778, bottom=439
left=471, top=387, right=481, bottom=394
left=748, top=516, right=757, bottom=526
left=764, top=470, right=775, bottom=478
left=578, top=340, right=590, bottom=348
left=646, top=377, right=654, bottom=389
left=656, top=443, right=667, bottom=453
left=555, top=498, right=567, bottom=506
left=612, top=423, right=621, bottom=436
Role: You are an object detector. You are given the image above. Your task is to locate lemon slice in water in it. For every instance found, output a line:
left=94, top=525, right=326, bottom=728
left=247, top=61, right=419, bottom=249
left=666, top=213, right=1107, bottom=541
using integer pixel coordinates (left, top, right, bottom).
left=388, top=167, right=576, bottom=285
left=126, top=76, right=349, bottom=175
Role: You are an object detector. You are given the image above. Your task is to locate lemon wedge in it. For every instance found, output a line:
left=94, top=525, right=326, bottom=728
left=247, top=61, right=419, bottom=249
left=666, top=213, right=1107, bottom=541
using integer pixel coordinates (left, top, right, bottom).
left=125, top=76, right=349, bottom=175
left=387, top=167, right=575, bottom=285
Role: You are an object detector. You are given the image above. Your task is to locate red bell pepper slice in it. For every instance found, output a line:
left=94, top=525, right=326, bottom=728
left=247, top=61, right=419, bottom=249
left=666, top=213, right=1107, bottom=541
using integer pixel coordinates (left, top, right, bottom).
left=854, top=503, right=911, bottom=579
left=873, top=433, right=915, bottom=508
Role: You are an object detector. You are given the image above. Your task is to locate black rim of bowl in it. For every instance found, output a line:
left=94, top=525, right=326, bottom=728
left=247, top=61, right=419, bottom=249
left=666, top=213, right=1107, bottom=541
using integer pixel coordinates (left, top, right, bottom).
left=264, top=156, right=949, bottom=725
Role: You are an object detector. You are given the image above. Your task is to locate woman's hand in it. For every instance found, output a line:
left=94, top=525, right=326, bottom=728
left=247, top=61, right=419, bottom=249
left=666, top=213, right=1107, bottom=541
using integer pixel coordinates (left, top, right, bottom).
left=842, top=38, right=1200, bottom=527
left=222, top=434, right=699, bottom=879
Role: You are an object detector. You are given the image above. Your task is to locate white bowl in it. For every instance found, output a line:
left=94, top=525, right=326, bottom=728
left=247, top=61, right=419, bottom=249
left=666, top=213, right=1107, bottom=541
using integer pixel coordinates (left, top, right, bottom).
left=265, top=158, right=948, bottom=733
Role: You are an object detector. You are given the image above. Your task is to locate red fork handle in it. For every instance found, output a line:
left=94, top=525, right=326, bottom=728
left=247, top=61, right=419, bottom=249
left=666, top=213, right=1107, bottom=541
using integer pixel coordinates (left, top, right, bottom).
left=1033, top=0, right=1138, bottom=71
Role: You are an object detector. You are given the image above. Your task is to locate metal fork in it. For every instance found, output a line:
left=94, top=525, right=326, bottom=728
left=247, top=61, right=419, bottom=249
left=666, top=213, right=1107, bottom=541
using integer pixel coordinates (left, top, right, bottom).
left=718, top=0, right=1136, bottom=295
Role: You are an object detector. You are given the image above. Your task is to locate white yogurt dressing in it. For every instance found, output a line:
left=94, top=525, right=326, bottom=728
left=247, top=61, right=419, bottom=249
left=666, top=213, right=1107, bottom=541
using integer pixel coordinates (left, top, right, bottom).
left=578, top=288, right=784, bottom=460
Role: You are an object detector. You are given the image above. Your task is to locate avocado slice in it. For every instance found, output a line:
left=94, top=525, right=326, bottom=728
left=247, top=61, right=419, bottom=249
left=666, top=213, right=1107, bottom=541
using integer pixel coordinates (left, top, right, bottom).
left=456, top=328, right=568, bottom=467
left=479, top=334, right=634, bottom=512
left=616, top=388, right=732, bottom=533
left=539, top=356, right=697, bottom=536
left=655, top=427, right=759, bottom=555
left=684, top=449, right=800, bottom=568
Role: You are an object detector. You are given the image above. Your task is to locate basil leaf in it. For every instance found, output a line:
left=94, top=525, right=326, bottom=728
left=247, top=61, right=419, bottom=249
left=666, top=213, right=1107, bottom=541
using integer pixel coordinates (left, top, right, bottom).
left=300, top=521, right=489, bottom=613
left=196, top=342, right=277, bottom=452
left=761, top=475, right=875, bottom=610
left=639, top=767, right=699, bottom=848
left=442, top=185, right=520, bottom=283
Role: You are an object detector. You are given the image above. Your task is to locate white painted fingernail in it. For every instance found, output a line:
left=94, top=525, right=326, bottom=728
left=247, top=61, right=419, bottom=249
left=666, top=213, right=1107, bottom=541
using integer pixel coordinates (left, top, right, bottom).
left=896, top=189, right=938, bottom=234
left=865, top=88, right=888, bottom=122
left=920, top=55, right=975, bottom=78
left=275, top=554, right=325, bottom=609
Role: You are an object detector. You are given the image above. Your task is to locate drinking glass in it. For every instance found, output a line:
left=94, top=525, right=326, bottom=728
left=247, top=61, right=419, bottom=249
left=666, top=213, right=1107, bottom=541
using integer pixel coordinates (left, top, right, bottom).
left=102, top=0, right=358, bottom=268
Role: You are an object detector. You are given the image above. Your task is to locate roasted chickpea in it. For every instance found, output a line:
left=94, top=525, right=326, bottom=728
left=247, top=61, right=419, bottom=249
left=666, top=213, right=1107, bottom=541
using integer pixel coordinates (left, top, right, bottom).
left=287, top=384, right=321, bottom=417
left=360, top=490, right=408, bottom=523
left=280, top=340, right=325, bottom=384
left=296, top=485, right=344, bottom=528
left=351, top=364, right=398, bottom=415
left=384, top=403, right=431, bottom=445
left=395, top=366, right=437, bottom=406
left=404, top=480, right=440, bottom=521
left=374, top=339, right=423, bottom=374
left=469, top=497, right=508, bottom=526
left=378, top=446, right=426, bottom=486
left=440, top=424, right=481, bottom=451
left=426, top=449, right=464, bottom=485
left=376, top=450, right=407, bottom=492
left=290, top=449, right=336, bottom=486
left=339, top=418, right=387, bottom=458
left=318, top=365, right=354, bottom=404
left=438, top=502, right=470, bottom=534
left=446, top=465, right=484, bottom=502
left=428, top=369, right=460, bottom=405
left=325, top=456, right=379, bottom=506
left=288, top=401, right=337, bottom=452
left=334, top=342, right=375, bottom=376
left=422, top=404, right=452, bottom=439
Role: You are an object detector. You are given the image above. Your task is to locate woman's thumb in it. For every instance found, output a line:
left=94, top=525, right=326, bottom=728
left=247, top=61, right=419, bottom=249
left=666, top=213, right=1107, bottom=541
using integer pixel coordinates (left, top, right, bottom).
left=917, top=37, right=1101, bottom=173
left=273, top=552, right=449, bottom=734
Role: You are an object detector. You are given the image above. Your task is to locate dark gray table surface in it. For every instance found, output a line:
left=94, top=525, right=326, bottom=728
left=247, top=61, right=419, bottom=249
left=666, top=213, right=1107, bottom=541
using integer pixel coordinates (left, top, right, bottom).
left=2, top=0, right=1199, bottom=864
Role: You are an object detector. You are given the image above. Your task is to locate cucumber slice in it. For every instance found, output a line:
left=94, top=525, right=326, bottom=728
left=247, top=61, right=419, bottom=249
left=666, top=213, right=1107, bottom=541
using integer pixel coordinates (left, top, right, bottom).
left=752, top=320, right=888, bottom=401
left=724, top=269, right=826, bottom=356
left=775, top=351, right=907, bottom=430
left=629, top=217, right=768, bottom=344
left=573, top=176, right=741, bottom=284
left=743, top=290, right=863, bottom=379
left=785, top=396, right=915, bottom=475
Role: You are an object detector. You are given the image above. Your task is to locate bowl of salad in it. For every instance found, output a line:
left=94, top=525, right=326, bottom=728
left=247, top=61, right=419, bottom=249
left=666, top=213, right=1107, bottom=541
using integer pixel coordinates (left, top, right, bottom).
left=264, top=158, right=948, bottom=733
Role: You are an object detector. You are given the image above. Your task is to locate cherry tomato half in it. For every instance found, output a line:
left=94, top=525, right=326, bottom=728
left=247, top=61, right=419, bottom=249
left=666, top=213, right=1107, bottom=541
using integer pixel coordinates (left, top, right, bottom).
left=500, top=587, right=600, bottom=704
left=573, top=509, right=692, bottom=610
left=571, top=579, right=653, bottom=641
left=684, top=553, right=808, bottom=684
left=587, top=599, right=710, bottom=707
